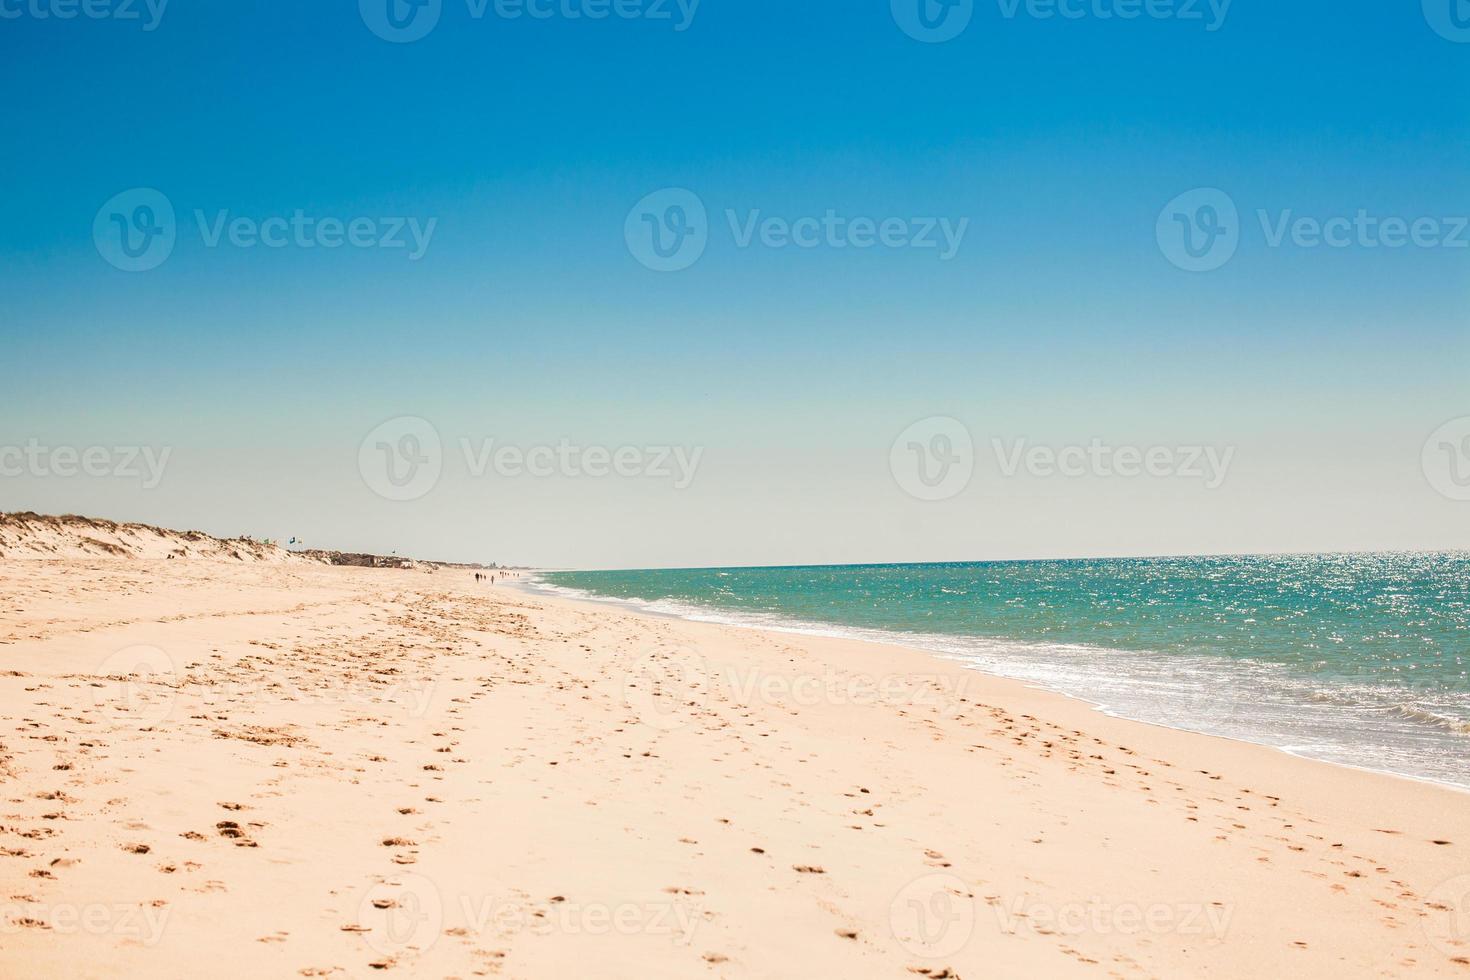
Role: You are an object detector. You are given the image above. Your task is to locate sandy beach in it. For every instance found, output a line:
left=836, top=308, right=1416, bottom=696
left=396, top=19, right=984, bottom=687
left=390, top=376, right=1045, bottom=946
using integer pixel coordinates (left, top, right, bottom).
left=3, top=550, right=1468, bottom=978
left=11, top=1, right=1465, bottom=976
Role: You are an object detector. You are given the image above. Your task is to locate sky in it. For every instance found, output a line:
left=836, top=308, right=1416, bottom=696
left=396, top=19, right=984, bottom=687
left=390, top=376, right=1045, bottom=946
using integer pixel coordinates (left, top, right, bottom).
left=1, top=0, right=1468, bottom=568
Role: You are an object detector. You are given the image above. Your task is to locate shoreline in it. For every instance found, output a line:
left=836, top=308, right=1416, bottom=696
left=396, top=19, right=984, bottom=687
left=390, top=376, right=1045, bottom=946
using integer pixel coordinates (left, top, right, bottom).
left=522, top=575, right=1470, bottom=797
left=528, top=577, right=1470, bottom=802
left=4, top=557, right=1468, bottom=977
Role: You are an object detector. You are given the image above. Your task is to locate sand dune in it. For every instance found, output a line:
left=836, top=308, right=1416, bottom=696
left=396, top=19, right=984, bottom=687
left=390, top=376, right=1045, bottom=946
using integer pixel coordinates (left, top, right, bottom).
left=0, top=513, right=309, bottom=563
left=1, top=552, right=1467, bottom=978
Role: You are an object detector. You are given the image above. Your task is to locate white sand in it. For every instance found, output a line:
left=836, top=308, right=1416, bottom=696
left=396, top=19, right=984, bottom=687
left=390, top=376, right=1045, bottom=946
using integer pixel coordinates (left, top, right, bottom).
left=2, top=553, right=1467, bottom=978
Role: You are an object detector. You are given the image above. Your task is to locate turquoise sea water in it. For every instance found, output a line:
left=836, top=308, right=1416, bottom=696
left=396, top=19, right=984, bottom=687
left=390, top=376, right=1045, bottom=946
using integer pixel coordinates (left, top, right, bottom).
left=537, top=555, right=1470, bottom=790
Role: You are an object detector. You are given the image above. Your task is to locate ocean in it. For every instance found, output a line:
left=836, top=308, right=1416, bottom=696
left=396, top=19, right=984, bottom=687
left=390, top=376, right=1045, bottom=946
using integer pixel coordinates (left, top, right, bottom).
left=534, top=554, right=1470, bottom=790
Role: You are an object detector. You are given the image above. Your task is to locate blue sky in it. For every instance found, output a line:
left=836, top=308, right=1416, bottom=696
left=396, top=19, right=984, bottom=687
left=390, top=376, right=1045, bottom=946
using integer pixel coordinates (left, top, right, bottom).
left=2, top=1, right=1467, bottom=567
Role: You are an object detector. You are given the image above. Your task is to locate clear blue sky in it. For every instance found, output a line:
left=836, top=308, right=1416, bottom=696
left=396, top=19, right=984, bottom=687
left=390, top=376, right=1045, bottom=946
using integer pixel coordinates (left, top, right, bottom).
left=2, top=1, right=1467, bottom=567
